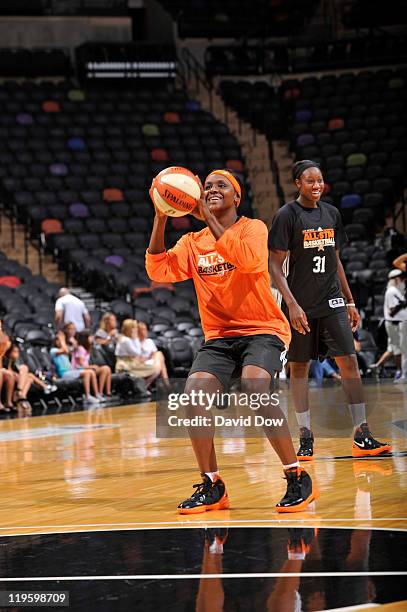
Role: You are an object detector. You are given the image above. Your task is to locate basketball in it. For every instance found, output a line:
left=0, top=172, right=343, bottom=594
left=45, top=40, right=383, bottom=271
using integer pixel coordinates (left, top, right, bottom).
left=150, top=166, right=201, bottom=217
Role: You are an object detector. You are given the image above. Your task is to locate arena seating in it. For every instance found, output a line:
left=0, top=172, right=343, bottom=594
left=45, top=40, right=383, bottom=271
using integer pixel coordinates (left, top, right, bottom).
left=0, top=247, right=202, bottom=412
left=219, top=68, right=407, bottom=337
left=281, top=68, right=407, bottom=229
left=0, top=78, right=251, bottom=309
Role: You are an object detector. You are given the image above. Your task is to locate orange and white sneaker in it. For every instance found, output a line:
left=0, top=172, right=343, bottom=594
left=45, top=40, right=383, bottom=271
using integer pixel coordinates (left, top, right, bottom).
left=352, top=423, right=392, bottom=457
left=177, top=474, right=230, bottom=515
left=276, top=467, right=319, bottom=513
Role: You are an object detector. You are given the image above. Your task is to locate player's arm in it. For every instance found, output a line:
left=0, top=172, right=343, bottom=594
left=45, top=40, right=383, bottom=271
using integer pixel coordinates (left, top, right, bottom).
left=393, top=252, right=407, bottom=272
left=215, top=220, right=268, bottom=272
left=336, top=250, right=360, bottom=331
left=269, top=249, right=310, bottom=335
left=146, top=197, right=191, bottom=283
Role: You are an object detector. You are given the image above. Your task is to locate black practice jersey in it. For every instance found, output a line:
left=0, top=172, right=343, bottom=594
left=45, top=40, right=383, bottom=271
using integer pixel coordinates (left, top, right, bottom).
left=268, top=200, right=348, bottom=318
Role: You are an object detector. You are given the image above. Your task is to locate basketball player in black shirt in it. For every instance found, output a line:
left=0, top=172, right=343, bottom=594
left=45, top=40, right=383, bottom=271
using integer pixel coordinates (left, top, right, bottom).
left=269, top=160, right=392, bottom=459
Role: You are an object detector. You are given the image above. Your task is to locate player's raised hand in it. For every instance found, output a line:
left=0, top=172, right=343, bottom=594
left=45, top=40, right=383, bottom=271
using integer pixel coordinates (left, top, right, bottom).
left=288, top=303, right=310, bottom=335
left=149, top=183, right=168, bottom=219
left=189, top=175, right=206, bottom=221
left=347, top=305, right=360, bottom=332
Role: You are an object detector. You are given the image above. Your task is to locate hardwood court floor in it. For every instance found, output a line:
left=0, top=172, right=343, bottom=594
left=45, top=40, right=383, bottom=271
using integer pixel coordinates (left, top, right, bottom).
left=0, top=382, right=406, bottom=538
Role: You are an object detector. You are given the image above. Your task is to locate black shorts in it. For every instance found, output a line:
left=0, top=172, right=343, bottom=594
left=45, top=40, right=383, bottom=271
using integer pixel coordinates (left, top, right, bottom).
left=288, top=309, right=355, bottom=362
left=189, top=334, right=287, bottom=389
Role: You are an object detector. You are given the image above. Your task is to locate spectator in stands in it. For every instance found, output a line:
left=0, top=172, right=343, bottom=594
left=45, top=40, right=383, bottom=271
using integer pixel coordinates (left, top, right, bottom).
left=55, top=288, right=91, bottom=332
left=94, top=313, right=119, bottom=370
left=95, top=313, right=119, bottom=347
left=72, top=330, right=112, bottom=401
left=137, top=322, right=170, bottom=388
left=4, top=344, right=57, bottom=406
left=0, top=320, right=15, bottom=413
left=371, top=269, right=407, bottom=382
left=310, top=359, right=341, bottom=385
left=115, top=319, right=157, bottom=387
left=51, top=331, right=99, bottom=405
left=63, top=322, right=78, bottom=354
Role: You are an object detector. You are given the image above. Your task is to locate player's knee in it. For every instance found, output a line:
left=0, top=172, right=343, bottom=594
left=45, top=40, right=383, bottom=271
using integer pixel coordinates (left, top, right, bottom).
left=290, top=361, right=309, bottom=377
left=337, top=354, right=358, bottom=373
left=240, top=378, right=269, bottom=395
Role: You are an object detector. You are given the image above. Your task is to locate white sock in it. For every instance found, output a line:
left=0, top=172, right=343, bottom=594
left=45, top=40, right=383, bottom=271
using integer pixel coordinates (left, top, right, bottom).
left=348, top=403, right=366, bottom=431
left=205, top=471, right=219, bottom=482
left=296, top=409, right=311, bottom=431
left=283, top=461, right=300, bottom=471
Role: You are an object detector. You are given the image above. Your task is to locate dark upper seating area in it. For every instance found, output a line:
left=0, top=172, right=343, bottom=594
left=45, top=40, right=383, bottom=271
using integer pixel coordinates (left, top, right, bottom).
left=0, top=79, right=251, bottom=303
left=342, top=0, right=406, bottom=28
left=158, top=0, right=318, bottom=38
left=206, top=34, right=407, bottom=76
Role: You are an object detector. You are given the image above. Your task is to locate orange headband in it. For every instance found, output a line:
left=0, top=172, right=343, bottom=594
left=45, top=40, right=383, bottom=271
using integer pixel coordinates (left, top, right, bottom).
left=206, top=170, right=241, bottom=203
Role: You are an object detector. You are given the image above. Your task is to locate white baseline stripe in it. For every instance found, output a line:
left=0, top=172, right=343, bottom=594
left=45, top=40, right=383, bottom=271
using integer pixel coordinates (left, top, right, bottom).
left=0, top=571, right=406, bottom=582
left=0, top=517, right=405, bottom=531
left=324, top=605, right=379, bottom=612
left=0, top=521, right=406, bottom=539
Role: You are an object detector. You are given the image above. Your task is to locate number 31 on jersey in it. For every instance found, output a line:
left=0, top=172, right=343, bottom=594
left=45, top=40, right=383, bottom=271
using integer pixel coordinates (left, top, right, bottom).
left=312, top=255, right=326, bottom=273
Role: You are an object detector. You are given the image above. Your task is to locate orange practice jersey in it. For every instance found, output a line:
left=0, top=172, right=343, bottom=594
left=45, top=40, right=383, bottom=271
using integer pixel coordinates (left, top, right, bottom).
left=145, top=217, right=291, bottom=346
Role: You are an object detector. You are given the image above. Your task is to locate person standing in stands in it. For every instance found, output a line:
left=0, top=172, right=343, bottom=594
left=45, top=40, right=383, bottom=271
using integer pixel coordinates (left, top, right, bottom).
left=269, top=160, right=392, bottom=460
left=146, top=169, right=316, bottom=514
left=55, top=288, right=91, bottom=332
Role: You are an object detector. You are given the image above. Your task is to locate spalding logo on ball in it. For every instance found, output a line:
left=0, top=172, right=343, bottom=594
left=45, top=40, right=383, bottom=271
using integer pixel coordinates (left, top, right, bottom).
left=150, top=166, right=201, bottom=217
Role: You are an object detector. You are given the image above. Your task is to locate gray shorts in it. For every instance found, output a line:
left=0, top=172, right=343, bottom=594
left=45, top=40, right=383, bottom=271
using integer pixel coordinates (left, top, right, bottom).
left=385, top=320, right=401, bottom=355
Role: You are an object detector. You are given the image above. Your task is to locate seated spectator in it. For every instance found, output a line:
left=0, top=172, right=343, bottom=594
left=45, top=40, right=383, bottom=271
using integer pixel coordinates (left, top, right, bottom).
left=95, top=313, right=119, bottom=347
left=94, top=313, right=118, bottom=369
left=50, top=331, right=99, bottom=406
left=138, top=322, right=170, bottom=388
left=115, top=319, right=157, bottom=387
left=5, top=343, right=56, bottom=395
left=0, top=321, right=14, bottom=413
left=63, top=322, right=78, bottom=354
left=310, top=359, right=341, bottom=386
left=72, top=330, right=112, bottom=402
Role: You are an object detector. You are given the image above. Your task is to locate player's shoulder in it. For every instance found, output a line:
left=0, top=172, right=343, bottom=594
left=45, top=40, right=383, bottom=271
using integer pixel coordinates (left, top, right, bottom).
left=240, top=216, right=268, bottom=233
left=272, top=201, right=298, bottom=223
left=319, top=199, right=340, bottom=217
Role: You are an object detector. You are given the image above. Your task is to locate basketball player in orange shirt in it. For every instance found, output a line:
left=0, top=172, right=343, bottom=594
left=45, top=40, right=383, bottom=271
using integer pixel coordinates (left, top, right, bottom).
left=146, top=169, right=317, bottom=514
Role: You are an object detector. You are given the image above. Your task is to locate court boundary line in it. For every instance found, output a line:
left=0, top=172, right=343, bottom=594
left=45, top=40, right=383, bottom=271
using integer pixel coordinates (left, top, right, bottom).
left=0, top=523, right=406, bottom=539
left=0, top=571, right=406, bottom=582
left=0, top=517, right=405, bottom=531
